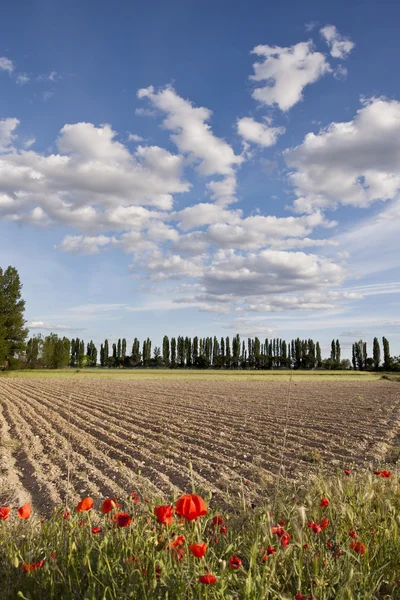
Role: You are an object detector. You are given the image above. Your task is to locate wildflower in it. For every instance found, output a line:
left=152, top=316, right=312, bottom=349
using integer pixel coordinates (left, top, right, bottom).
left=101, top=498, right=121, bottom=514
left=114, top=512, right=131, bottom=527
left=124, top=555, right=137, bottom=563
left=189, top=542, right=208, bottom=558
left=212, top=515, right=224, bottom=527
left=279, top=520, right=287, bottom=526
left=319, top=517, right=329, bottom=530
left=350, top=541, right=366, bottom=554
left=175, top=494, right=207, bottom=521
left=18, top=503, right=32, bottom=519
left=281, top=533, right=291, bottom=547
left=169, top=535, right=185, bottom=548
left=199, top=573, right=217, bottom=584
left=374, top=471, right=381, bottom=476
left=154, top=505, right=174, bottom=525
left=229, top=555, right=242, bottom=569
left=220, top=525, right=227, bottom=534
left=344, top=469, right=351, bottom=476
left=91, top=526, right=102, bottom=534
left=79, top=521, right=86, bottom=526
left=272, top=526, right=285, bottom=538
left=155, top=564, right=162, bottom=579
left=0, top=506, right=10, bottom=521
left=50, top=552, right=56, bottom=560
left=381, top=470, right=392, bottom=478
left=76, top=497, right=94, bottom=512
left=311, top=523, right=322, bottom=534
left=63, top=510, right=70, bottom=519
left=303, top=544, right=310, bottom=549
left=22, top=560, right=45, bottom=573
left=262, top=546, right=276, bottom=562
left=320, top=498, right=329, bottom=508
left=369, top=529, right=375, bottom=535
left=349, top=529, right=357, bottom=539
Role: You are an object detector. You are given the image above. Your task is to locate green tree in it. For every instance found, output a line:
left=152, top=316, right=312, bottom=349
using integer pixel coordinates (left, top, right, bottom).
left=122, top=338, right=127, bottom=362
left=0, top=266, right=28, bottom=368
left=316, top=341, right=322, bottom=368
left=131, top=338, right=141, bottom=365
left=104, top=339, right=109, bottom=367
left=26, top=334, right=43, bottom=368
left=335, top=340, right=341, bottom=369
left=225, top=337, right=231, bottom=369
left=100, top=343, right=105, bottom=367
left=330, top=340, right=336, bottom=365
left=382, top=337, right=391, bottom=371
left=162, top=335, right=170, bottom=367
left=373, top=337, right=381, bottom=370
left=170, top=337, right=176, bottom=368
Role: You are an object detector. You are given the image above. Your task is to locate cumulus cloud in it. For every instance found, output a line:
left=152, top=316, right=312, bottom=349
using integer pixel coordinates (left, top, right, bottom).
left=320, top=25, right=355, bottom=59
left=285, top=98, right=400, bottom=213
left=28, top=321, right=86, bottom=331
left=56, top=235, right=115, bottom=254
left=0, top=119, right=190, bottom=228
left=16, top=73, right=30, bottom=85
left=0, top=57, right=14, bottom=73
left=237, top=116, right=285, bottom=147
left=127, top=133, right=144, bottom=142
left=250, top=41, right=331, bottom=111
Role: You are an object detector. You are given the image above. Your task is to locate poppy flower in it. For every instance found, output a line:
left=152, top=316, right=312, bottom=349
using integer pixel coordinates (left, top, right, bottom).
left=63, top=510, right=70, bottom=519
left=189, top=542, right=207, bottom=558
left=22, top=560, right=45, bottom=573
left=169, top=535, right=185, bottom=548
left=0, top=506, right=10, bottom=521
left=350, top=541, right=366, bottom=554
left=281, top=533, right=290, bottom=547
left=124, top=555, right=137, bottom=563
left=311, top=523, right=322, bottom=534
left=171, top=546, right=185, bottom=561
left=154, top=505, right=174, bottom=525
left=344, top=469, right=351, bottom=476
left=220, top=525, right=227, bottom=534
left=279, top=520, right=287, bottom=526
left=79, top=521, right=86, bottom=526
left=381, top=470, right=392, bottom=478
left=349, top=530, right=357, bottom=539
left=76, top=497, right=94, bottom=512
left=175, top=494, right=207, bottom=521
left=229, top=555, right=242, bottom=569
left=272, top=526, right=285, bottom=538
left=266, top=545, right=276, bottom=555
left=319, top=517, right=329, bottom=530
left=18, top=503, right=32, bottom=519
left=303, top=544, right=310, bottom=549
left=114, top=512, right=131, bottom=527
left=155, top=564, right=162, bottom=579
left=199, top=573, right=217, bottom=584
left=320, top=498, right=329, bottom=508
left=91, top=526, right=102, bottom=534
left=374, top=470, right=381, bottom=476
left=101, top=498, right=121, bottom=514
left=212, top=515, right=224, bottom=527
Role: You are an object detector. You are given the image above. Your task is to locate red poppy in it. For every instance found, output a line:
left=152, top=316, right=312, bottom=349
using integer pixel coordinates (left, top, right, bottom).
left=295, top=595, right=313, bottom=600
left=0, top=506, right=10, bottom=521
left=199, top=573, right=217, bottom=584
left=171, top=546, right=185, bottom=561
left=381, top=470, right=392, bottom=478
left=63, top=510, right=70, bottom=519
left=319, top=517, right=329, bottom=530
left=349, top=529, right=357, bottom=539
left=311, top=523, right=322, bottom=534
left=220, top=525, right=227, bottom=534
left=155, top=564, right=162, bottom=579
left=101, top=498, right=121, bottom=514
left=303, top=544, right=310, bottom=549
left=212, top=515, right=224, bottom=527
left=91, top=526, right=102, bottom=534
left=22, top=560, right=45, bottom=573
left=229, top=555, right=242, bottom=569
left=272, top=526, right=285, bottom=538
left=266, top=545, right=276, bottom=555
left=279, top=520, right=287, bottom=526
left=169, top=535, right=185, bottom=548
left=50, top=552, right=56, bottom=560
left=350, top=541, right=366, bottom=554
left=374, top=470, right=381, bottom=475
left=327, top=541, right=333, bottom=548
left=124, top=555, right=137, bottom=563
left=189, top=542, right=207, bottom=558
left=114, top=512, right=131, bottom=527
left=79, top=521, right=86, bottom=526
left=76, top=497, right=94, bottom=512
left=281, top=533, right=290, bottom=547
left=320, top=498, right=329, bottom=508
left=175, top=494, right=207, bottom=521
left=344, top=469, right=351, bottom=476
left=18, top=503, right=32, bottom=519
left=154, top=505, right=174, bottom=525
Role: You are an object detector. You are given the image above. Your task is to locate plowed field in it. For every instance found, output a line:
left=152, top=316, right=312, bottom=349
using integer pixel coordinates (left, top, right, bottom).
left=1, top=378, right=399, bottom=511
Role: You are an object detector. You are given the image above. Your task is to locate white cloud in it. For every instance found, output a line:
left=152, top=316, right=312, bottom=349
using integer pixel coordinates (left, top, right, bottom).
left=16, top=73, right=30, bottom=85
left=42, top=91, right=54, bottom=100
left=333, top=65, right=348, bottom=80
left=285, top=98, right=400, bottom=213
left=23, top=138, right=35, bottom=149
left=0, top=118, right=19, bottom=151
left=250, top=41, right=331, bottom=111
left=56, top=235, right=115, bottom=255
left=171, top=203, right=242, bottom=231
left=28, top=321, right=86, bottom=331
left=0, top=57, right=14, bottom=73
left=320, top=25, right=355, bottom=59
left=127, top=133, right=144, bottom=142
left=237, top=116, right=285, bottom=147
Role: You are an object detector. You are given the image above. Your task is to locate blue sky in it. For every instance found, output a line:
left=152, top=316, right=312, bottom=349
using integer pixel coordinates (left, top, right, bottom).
left=1, top=0, right=400, bottom=359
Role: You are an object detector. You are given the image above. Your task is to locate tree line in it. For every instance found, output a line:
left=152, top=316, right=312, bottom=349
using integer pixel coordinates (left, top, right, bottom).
left=1, top=265, right=399, bottom=371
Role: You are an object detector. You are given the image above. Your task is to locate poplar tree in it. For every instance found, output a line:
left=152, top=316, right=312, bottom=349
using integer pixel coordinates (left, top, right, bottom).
left=122, top=338, right=127, bottom=361
left=100, top=343, right=105, bottom=367
left=170, top=337, right=176, bottom=368
left=382, top=337, right=391, bottom=370
left=162, top=335, right=170, bottom=367
left=104, top=339, right=109, bottom=366
left=335, top=340, right=341, bottom=368
left=225, top=336, right=231, bottom=369
left=131, top=338, right=141, bottom=365
left=373, top=337, right=381, bottom=370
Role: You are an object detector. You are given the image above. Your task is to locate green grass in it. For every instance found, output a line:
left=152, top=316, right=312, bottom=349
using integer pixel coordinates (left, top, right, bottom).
left=1, top=470, right=399, bottom=599
left=0, top=368, right=384, bottom=381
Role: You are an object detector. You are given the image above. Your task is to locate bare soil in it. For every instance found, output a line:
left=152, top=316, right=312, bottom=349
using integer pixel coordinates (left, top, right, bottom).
left=1, top=378, right=399, bottom=511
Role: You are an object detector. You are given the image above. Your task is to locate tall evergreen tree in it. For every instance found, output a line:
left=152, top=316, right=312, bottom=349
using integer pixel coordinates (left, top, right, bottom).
left=351, top=343, right=356, bottom=370
left=220, top=337, right=225, bottom=368
left=122, top=338, right=127, bottom=361
left=104, top=339, right=109, bottom=367
left=225, top=336, right=231, bottom=369
left=131, top=338, right=141, bottom=365
left=0, top=266, right=28, bottom=367
left=170, top=337, right=176, bottom=368
left=100, top=343, right=105, bottom=367
left=192, top=337, right=199, bottom=365
left=373, top=337, right=381, bottom=370
left=113, top=343, right=117, bottom=367
left=117, top=338, right=121, bottom=361
left=330, top=340, right=336, bottom=364
left=335, top=339, right=341, bottom=368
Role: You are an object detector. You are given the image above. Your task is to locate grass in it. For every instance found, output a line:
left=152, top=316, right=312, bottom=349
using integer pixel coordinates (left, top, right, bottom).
left=1, top=470, right=399, bottom=599
left=0, top=368, right=384, bottom=381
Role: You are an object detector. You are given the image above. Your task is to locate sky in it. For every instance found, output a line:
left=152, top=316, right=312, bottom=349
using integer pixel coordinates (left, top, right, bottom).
left=1, top=0, right=400, bottom=359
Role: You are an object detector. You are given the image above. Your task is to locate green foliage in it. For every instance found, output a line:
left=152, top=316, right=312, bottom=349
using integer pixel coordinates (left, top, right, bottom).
left=1, top=472, right=399, bottom=599
left=0, top=266, right=28, bottom=368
